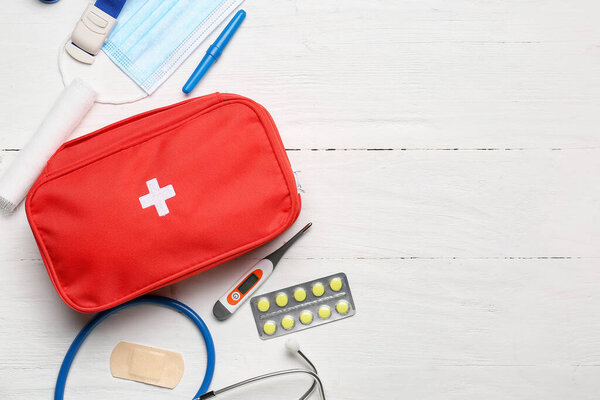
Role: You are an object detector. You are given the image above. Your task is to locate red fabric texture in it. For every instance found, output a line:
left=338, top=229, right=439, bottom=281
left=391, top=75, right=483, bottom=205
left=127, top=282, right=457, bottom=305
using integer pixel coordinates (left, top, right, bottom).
left=26, top=93, right=301, bottom=312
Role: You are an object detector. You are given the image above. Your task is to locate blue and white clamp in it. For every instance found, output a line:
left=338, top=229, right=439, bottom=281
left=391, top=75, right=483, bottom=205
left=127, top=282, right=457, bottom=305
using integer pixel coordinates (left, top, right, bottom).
left=65, top=0, right=126, bottom=64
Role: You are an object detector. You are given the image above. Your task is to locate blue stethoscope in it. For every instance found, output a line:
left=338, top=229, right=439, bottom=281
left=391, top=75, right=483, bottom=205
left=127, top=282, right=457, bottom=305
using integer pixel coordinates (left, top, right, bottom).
left=55, top=296, right=325, bottom=400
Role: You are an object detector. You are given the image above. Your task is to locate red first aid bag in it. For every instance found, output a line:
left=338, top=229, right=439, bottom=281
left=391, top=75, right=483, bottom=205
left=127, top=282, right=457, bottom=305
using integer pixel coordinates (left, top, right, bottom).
left=26, top=93, right=301, bottom=312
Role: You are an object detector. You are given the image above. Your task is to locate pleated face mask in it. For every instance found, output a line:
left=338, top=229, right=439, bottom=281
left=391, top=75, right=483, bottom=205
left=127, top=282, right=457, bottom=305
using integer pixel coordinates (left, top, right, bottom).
left=103, top=0, right=243, bottom=94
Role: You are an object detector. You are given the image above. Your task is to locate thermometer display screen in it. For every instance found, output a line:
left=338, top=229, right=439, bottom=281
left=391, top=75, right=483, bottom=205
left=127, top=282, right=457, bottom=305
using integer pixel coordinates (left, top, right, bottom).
left=238, top=273, right=259, bottom=294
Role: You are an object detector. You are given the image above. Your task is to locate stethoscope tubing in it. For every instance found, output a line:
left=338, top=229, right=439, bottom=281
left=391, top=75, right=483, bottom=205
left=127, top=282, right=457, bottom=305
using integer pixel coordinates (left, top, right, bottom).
left=54, top=295, right=216, bottom=400
left=198, top=369, right=325, bottom=400
left=197, top=349, right=325, bottom=400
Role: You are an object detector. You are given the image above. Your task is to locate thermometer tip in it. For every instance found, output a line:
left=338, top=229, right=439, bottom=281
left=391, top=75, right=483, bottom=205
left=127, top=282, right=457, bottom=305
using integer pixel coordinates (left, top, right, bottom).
left=301, top=222, right=312, bottom=232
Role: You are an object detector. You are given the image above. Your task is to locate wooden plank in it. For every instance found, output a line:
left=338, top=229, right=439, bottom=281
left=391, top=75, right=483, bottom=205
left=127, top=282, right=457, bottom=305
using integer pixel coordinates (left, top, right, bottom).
left=1, top=1, right=600, bottom=149
left=3, top=149, right=599, bottom=260
left=2, top=258, right=600, bottom=400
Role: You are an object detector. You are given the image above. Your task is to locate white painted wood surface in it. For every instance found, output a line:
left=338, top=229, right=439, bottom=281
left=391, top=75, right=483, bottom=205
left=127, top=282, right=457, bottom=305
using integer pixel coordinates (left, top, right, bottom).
left=1, top=1, right=600, bottom=399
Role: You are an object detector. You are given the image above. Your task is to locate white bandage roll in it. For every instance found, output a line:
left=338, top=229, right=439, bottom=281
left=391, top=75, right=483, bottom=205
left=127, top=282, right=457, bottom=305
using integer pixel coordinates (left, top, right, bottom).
left=0, top=79, right=96, bottom=214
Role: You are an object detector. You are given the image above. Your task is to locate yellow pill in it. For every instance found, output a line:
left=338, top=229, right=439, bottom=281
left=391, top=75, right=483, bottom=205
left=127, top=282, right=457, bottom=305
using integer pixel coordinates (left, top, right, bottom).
left=275, top=292, right=289, bottom=307
left=294, top=288, right=307, bottom=302
left=318, top=305, right=331, bottom=319
left=263, top=321, right=277, bottom=335
left=312, top=282, right=325, bottom=297
left=257, top=298, right=270, bottom=312
left=300, top=310, right=313, bottom=325
left=336, top=300, right=350, bottom=314
left=329, top=277, right=343, bottom=292
left=281, top=315, right=295, bottom=330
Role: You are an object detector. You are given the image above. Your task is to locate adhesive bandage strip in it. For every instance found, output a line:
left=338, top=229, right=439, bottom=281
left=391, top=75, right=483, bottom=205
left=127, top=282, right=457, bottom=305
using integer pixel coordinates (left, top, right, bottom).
left=110, top=341, right=184, bottom=389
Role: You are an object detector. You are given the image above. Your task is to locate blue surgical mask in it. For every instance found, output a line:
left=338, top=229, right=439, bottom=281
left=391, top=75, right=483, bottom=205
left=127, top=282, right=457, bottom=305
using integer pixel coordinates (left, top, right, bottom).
left=103, top=0, right=243, bottom=94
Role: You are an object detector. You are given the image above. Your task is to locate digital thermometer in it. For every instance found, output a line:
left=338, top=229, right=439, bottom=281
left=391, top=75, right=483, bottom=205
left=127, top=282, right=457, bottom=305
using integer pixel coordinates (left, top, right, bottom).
left=213, top=223, right=312, bottom=321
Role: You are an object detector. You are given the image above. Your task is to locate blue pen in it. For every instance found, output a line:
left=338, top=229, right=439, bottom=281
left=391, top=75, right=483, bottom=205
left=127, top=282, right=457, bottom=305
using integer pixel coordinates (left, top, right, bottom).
left=183, top=9, right=246, bottom=94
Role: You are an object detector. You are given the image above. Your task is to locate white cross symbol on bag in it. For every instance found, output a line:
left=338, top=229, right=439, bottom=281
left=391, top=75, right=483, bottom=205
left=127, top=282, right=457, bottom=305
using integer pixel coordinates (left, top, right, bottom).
left=139, top=178, right=176, bottom=217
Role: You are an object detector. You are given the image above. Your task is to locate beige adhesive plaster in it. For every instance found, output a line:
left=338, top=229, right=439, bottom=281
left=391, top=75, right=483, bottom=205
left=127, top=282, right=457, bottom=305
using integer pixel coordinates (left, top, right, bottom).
left=110, top=341, right=184, bottom=389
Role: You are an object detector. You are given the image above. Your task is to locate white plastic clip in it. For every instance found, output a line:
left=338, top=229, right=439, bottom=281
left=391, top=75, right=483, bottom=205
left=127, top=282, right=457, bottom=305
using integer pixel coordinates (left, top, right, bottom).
left=65, top=3, right=116, bottom=64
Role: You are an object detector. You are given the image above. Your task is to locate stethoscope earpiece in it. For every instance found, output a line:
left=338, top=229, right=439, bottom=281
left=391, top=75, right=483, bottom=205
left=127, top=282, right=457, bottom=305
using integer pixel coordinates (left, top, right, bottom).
left=285, top=338, right=301, bottom=354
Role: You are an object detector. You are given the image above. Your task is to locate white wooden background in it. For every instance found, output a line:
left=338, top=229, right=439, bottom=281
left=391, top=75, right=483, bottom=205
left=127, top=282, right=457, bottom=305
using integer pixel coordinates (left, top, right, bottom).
left=2, top=1, right=600, bottom=399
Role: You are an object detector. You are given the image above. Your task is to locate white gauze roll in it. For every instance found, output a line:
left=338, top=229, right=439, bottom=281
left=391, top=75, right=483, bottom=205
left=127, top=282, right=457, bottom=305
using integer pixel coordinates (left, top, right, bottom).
left=0, top=79, right=96, bottom=214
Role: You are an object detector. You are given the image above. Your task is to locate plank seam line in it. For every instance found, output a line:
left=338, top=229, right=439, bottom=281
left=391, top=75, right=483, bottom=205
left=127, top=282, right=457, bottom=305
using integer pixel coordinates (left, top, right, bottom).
left=283, top=148, right=598, bottom=151
left=4, top=148, right=600, bottom=152
left=6, top=256, right=597, bottom=263
left=297, top=256, right=599, bottom=260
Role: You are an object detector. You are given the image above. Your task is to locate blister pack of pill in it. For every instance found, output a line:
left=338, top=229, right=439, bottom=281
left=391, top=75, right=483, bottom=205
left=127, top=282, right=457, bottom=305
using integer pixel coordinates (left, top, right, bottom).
left=250, top=272, right=356, bottom=339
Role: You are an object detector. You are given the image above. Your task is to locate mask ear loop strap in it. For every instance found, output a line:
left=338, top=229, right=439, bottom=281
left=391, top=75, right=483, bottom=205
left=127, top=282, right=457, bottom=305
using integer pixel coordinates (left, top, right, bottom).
left=57, top=35, right=149, bottom=105
left=54, top=295, right=216, bottom=400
